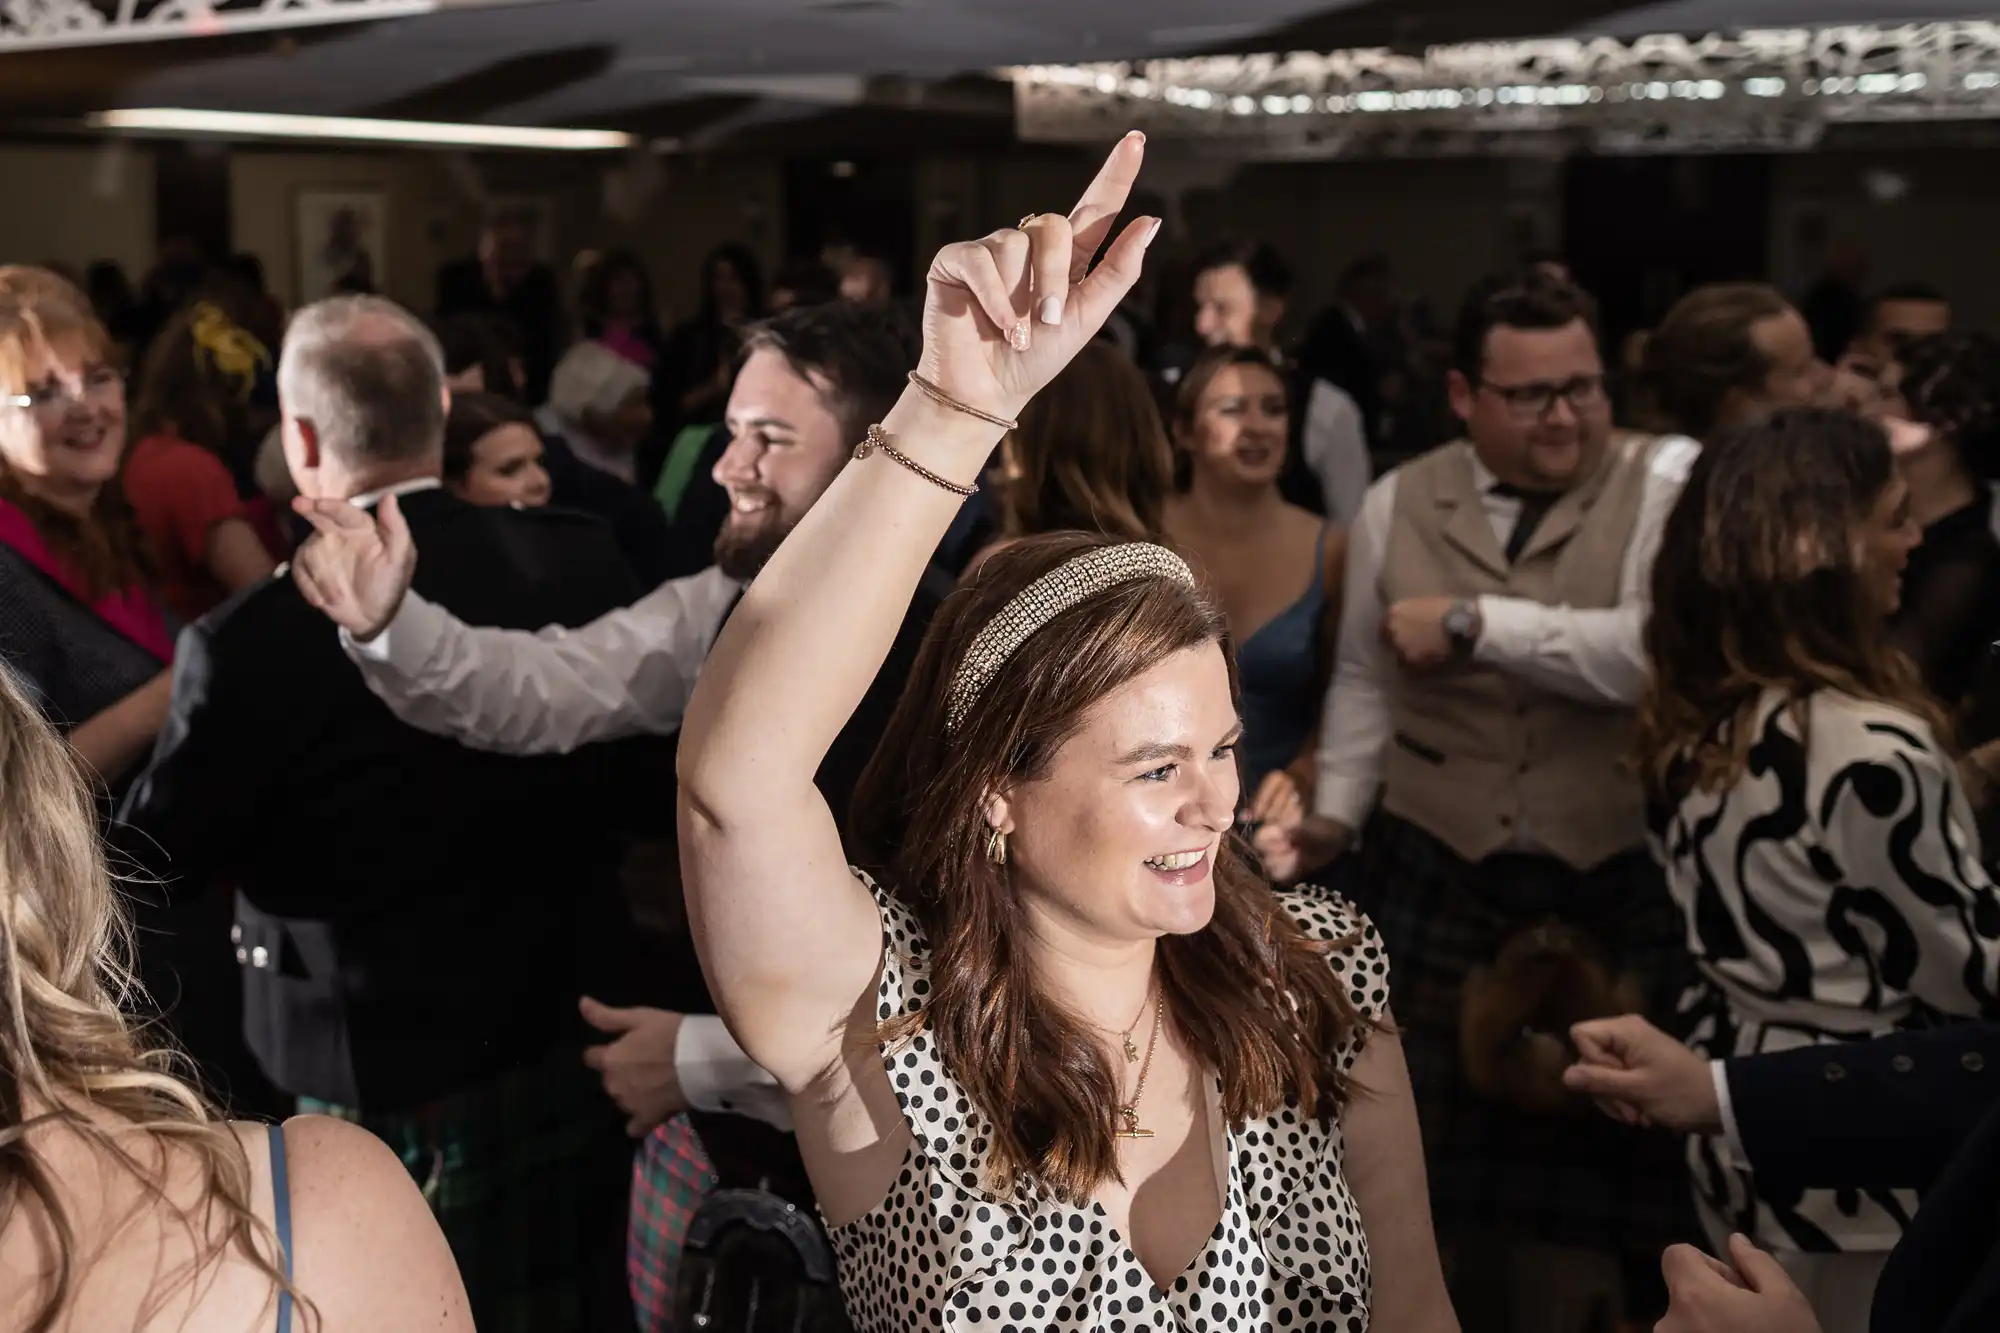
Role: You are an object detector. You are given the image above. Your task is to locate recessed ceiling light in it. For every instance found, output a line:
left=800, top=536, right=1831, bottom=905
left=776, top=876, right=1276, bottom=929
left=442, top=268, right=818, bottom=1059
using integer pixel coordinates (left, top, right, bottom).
left=84, top=108, right=632, bottom=151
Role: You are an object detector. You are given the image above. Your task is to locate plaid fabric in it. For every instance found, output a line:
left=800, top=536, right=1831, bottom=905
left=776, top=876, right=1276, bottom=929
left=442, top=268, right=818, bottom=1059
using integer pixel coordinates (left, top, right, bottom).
left=628, top=1114, right=718, bottom=1333
left=1353, top=813, right=1702, bottom=1271
left=302, top=1044, right=634, bottom=1333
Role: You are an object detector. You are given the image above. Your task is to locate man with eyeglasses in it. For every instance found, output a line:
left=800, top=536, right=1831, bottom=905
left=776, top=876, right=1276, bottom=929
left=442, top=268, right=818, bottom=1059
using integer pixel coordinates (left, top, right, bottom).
left=1261, top=272, right=1701, bottom=1331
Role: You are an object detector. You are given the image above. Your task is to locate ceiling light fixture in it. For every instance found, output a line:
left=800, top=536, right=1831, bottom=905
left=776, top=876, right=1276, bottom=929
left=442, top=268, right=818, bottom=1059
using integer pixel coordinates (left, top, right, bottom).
left=84, top=108, right=633, bottom=151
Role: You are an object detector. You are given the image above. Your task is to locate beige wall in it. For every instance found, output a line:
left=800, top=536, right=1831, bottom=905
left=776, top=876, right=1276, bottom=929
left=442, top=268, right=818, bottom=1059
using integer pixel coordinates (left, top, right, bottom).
left=229, top=149, right=492, bottom=311
left=0, top=143, right=155, bottom=278
left=916, top=148, right=1526, bottom=340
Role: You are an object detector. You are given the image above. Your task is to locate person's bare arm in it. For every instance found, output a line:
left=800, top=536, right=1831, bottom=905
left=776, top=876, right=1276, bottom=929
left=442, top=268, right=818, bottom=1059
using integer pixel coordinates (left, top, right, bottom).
left=1340, top=1022, right=1460, bottom=1333
left=677, top=135, right=1156, bottom=1091
left=205, top=516, right=278, bottom=593
left=68, top=671, right=172, bottom=785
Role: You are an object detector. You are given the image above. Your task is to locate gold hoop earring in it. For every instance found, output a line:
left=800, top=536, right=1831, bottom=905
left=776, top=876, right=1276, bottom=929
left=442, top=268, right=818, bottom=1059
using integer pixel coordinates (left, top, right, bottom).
left=986, top=827, right=1008, bottom=867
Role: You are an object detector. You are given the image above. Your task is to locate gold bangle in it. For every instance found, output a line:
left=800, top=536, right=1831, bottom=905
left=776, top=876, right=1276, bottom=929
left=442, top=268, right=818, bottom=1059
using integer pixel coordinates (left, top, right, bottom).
left=907, top=370, right=1019, bottom=431
left=854, top=423, right=977, bottom=497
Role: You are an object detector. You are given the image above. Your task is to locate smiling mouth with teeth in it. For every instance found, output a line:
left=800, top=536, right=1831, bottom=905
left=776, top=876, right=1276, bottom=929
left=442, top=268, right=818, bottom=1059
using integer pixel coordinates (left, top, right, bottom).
left=1145, top=849, right=1207, bottom=871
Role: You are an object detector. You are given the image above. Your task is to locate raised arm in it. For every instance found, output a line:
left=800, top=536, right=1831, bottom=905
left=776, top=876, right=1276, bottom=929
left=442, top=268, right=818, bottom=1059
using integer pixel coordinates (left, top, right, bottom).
left=676, top=134, right=1157, bottom=1089
left=291, top=496, right=736, bottom=754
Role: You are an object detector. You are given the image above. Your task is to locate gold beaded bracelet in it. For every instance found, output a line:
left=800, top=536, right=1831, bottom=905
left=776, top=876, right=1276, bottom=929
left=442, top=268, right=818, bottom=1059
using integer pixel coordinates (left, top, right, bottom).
left=854, top=423, right=977, bottom=497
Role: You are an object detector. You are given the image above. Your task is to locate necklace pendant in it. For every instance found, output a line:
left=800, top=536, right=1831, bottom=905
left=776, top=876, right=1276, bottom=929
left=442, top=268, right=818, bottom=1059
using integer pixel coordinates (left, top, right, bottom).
left=1115, top=1106, right=1154, bottom=1140
left=1122, top=1034, right=1139, bottom=1063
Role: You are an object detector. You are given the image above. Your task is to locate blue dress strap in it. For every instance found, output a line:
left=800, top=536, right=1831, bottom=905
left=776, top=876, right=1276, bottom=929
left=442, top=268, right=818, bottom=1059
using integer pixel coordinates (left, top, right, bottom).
left=266, top=1122, right=294, bottom=1333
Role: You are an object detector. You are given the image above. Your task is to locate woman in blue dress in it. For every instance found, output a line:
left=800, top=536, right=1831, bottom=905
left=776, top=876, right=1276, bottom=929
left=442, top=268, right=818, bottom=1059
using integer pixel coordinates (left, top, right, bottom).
left=1163, top=344, right=1346, bottom=830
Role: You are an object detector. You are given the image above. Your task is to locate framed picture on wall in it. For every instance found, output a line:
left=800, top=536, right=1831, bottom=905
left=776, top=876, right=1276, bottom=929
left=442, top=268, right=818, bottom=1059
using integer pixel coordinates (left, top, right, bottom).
left=294, top=187, right=386, bottom=302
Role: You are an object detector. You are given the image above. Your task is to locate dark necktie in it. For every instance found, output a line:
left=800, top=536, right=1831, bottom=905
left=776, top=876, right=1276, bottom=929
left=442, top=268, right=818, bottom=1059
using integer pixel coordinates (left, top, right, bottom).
left=1491, top=482, right=1562, bottom=564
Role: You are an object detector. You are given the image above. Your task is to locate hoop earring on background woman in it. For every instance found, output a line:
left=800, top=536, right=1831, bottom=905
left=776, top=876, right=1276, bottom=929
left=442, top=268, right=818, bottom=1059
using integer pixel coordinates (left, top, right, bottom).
left=986, top=827, right=1009, bottom=867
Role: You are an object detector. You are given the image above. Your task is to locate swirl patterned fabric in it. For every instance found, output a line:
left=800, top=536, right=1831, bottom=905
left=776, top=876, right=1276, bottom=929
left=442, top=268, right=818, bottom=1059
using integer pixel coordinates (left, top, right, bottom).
left=1656, top=689, right=2000, bottom=1256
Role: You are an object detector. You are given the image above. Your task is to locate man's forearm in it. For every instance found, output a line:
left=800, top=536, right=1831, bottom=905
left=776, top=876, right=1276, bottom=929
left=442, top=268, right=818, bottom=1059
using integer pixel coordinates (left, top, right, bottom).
left=340, top=572, right=733, bottom=755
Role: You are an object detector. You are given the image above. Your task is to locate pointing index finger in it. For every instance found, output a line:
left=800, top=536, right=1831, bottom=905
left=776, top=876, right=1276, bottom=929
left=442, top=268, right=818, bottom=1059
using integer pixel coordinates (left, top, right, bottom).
left=1066, top=131, right=1146, bottom=270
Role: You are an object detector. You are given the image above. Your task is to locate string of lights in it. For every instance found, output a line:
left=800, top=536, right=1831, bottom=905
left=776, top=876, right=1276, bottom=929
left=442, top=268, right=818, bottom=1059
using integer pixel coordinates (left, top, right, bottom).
left=1008, top=23, right=2000, bottom=156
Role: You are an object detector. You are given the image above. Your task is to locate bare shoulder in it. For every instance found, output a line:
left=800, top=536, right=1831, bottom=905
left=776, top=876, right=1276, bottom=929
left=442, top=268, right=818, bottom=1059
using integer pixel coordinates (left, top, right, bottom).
left=280, top=1116, right=473, bottom=1333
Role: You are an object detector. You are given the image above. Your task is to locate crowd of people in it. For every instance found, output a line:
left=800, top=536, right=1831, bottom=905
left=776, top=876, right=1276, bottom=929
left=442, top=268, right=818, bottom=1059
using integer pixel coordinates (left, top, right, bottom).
left=4, top=129, right=2000, bottom=1333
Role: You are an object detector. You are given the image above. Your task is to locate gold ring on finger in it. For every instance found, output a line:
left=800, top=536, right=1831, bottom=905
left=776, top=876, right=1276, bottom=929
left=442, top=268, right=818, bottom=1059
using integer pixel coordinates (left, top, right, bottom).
left=1018, top=212, right=1045, bottom=231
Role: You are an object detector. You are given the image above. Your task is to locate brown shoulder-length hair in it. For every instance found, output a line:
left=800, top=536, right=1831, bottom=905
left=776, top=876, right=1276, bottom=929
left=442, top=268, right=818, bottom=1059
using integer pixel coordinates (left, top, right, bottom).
left=1636, top=407, right=1944, bottom=806
left=0, top=276, right=151, bottom=600
left=1001, top=342, right=1172, bottom=542
left=848, top=531, right=1367, bottom=1202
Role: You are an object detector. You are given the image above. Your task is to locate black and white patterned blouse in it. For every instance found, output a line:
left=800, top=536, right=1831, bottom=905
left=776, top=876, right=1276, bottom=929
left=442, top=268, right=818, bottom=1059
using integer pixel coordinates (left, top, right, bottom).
left=1657, top=690, right=2000, bottom=1255
left=829, top=870, right=1390, bottom=1333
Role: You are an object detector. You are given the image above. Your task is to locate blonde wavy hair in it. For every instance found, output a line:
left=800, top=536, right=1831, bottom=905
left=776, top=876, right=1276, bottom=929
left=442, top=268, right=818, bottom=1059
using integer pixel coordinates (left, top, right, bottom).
left=0, top=665, right=304, bottom=1332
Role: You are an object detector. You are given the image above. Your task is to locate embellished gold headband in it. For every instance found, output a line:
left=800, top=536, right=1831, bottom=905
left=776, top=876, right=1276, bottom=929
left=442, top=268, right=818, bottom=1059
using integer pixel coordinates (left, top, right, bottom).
left=945, top=543, right=1198, bottom=733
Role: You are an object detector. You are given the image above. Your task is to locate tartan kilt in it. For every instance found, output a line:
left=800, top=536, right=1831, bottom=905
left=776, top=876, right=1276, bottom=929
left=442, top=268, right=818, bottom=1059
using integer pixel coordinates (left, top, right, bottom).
left=301, top=1043, right=635, bottom=1333
left=1352, top=811, right=1701, bottom=1263
left=628, top=1114, right=718, bottom=1333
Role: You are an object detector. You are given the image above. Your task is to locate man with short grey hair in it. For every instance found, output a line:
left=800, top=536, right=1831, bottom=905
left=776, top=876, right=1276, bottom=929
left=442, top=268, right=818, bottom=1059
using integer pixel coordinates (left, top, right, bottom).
left=118, top=294, right=654, bottom=1333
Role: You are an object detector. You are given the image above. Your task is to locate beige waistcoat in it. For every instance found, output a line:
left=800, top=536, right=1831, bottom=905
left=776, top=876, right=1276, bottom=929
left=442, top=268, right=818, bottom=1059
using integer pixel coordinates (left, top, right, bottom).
left=1378, top=434, right=1658, bottom=870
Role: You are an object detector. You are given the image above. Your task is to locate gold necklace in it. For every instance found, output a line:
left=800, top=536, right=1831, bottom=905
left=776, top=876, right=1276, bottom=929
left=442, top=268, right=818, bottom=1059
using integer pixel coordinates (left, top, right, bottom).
left=1115, top=996, right=1164, bottom=1140
left=1104, top=987, right=1153, bottom=1064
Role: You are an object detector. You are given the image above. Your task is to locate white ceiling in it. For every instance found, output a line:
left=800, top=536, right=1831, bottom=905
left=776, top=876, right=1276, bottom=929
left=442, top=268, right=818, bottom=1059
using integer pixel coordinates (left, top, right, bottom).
left=67, top=0, right=2000, bottom=127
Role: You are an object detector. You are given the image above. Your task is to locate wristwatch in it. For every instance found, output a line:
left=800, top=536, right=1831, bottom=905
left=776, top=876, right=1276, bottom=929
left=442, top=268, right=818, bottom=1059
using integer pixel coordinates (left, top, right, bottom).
left=1442, top=599, right=1481, bottom=660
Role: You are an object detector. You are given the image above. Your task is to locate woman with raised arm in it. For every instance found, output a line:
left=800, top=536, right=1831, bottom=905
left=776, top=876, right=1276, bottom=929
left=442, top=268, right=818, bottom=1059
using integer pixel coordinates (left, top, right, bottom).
left=676, top=133, right=1456, bottom=1332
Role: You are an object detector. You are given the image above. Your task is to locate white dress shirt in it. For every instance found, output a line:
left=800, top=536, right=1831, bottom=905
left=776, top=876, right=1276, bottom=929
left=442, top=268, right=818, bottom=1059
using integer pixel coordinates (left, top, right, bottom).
left=341, top=563, right=740, bottom=755
left=1313, top=435, right=1700, bottom=831
left=677, top=1014, right=793, bottom=1131
left=1299, top=377, right=1373, bottom=527
left=337, top=559, right=771, bottom=1121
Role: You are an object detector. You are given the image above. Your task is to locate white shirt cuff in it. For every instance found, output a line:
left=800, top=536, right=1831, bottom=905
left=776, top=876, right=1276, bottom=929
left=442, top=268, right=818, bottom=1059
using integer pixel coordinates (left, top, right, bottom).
left=339, top=592, right=448, bottom=673
left=675, top=1014, right=793, bottom=1132
left=1711, top=1059, right=1749, bottom=1166
left=1472, top=594, right=1539, bottom=665
left=1312, top=767, right=1378, bottom=827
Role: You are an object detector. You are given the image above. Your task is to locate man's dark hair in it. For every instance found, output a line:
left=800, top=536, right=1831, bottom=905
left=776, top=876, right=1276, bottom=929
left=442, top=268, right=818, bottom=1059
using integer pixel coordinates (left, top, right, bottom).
left=739, top=301, right=919, bottom=448
left=431, top=313, right=523, bottom=401
left=1451, top=273, right=1601, bottom=381
left=279, top=295, right=446, bottom=466
left=1192, top=239, right=1292, bottom=299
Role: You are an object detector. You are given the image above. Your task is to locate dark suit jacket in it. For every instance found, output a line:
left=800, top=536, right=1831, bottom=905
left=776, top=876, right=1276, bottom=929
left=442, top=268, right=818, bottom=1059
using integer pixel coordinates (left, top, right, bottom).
left=116, top=487, right=651, bottom=1111
left=1725, top=1024, right=2000, bottom=1333
left=539, top=432, right=677, bottom=590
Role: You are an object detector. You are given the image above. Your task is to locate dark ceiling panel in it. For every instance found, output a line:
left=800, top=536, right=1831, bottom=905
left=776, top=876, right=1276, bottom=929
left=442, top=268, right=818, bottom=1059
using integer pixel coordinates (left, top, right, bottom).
left=1209, top=0, right=1647, bottom=55
left=361, top=44, right=617, bottom=121
left=0, top=25, right=376, bottom=116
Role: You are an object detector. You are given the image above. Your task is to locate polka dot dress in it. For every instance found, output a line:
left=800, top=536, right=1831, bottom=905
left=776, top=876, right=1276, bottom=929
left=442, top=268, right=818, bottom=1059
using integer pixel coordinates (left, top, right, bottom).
left=829, top=871, right=1392, bottom=1333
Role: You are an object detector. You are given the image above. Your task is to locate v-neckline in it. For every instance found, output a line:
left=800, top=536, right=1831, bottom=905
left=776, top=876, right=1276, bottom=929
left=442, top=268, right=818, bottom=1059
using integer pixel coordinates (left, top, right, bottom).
left=1090, top=1073, right=1232, bottom=1296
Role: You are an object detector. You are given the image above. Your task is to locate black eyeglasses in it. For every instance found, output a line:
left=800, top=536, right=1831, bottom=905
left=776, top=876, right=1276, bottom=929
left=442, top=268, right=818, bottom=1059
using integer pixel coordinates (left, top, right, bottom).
left=1475, top=373, right=1608, bottom=421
